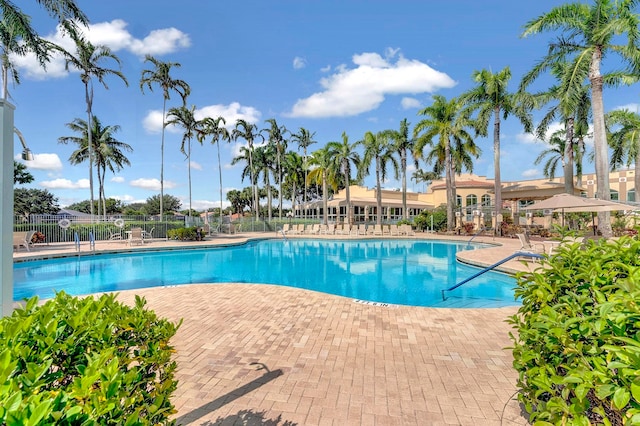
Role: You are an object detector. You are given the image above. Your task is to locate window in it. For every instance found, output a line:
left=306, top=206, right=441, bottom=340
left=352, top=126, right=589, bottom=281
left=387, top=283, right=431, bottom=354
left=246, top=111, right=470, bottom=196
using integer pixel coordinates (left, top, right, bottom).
left=628, top=189, right=635, bottom=202
left=466, top=194, right=477, bottom=207
left=456, top=195, right=462, bottom=207
left=611, top=189, right=619, bottom=201
left=481, top=194, right=492, bottom=206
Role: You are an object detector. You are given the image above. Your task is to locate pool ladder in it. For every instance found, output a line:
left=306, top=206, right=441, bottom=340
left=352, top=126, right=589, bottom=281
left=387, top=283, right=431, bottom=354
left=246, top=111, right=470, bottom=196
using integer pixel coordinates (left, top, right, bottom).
left=441, top=251, right=543, bottom=300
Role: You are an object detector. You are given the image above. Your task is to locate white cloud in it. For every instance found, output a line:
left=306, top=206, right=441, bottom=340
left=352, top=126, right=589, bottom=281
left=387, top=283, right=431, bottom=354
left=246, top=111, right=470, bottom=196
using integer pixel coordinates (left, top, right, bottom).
left=143, top=102, right=261, bottom=134
left=522, top=169, right=539, bottom=178
left=40, top=178, right=89, bottom=189
left=194, top=102, right=261, bottom=127
left=112, top=194, right=136, bottom=203
left=293, top=56, right=307, bottom=69
left=111, top=176, right=125, bottom=183
left=320, top=65, right=331, bottom=72
left=614, top=103, right=640, bottom=113
left=288, top=51, right=456, bottom=118
left=142, top=110, right=174, bottom=134
left=14, top=20, right=190, bottom=80
left=130, top=178, right=177, bottom=191
left=190, top=160, right=202, bottom=171
left=401, top=97, right=421, bottom=110
left=129, top=27, right=191, bottom=56
left=16, top=153, right=63, bottom=171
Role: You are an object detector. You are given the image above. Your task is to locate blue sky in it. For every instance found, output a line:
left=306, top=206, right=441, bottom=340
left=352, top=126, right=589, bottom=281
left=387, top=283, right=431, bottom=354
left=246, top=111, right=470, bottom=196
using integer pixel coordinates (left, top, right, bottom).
left=12, top=0, right=640, bottom=210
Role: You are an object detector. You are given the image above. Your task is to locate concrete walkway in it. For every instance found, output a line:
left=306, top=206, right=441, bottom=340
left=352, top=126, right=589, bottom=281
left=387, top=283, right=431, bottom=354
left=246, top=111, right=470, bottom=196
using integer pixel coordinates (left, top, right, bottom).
left=13, top=232, right=536, bottom=425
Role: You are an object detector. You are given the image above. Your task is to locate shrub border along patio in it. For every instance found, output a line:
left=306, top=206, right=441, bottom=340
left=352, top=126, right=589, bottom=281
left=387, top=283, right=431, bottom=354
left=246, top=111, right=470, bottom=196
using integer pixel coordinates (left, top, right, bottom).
left=0, top=292, right=181, bottom=425
left=510, top=235, right=640, bottom=424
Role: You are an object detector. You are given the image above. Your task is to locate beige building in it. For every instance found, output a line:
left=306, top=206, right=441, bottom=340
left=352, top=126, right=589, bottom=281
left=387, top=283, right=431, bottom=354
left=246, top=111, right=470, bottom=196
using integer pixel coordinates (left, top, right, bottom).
left=294, top=170, right=639, bottom=223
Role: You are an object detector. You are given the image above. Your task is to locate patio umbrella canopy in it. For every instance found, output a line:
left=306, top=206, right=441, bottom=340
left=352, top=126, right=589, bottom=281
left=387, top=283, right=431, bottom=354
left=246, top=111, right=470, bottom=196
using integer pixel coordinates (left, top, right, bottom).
left=523, top=193, right=639, bottom=234
left=521, top=193, right=629, bottom=211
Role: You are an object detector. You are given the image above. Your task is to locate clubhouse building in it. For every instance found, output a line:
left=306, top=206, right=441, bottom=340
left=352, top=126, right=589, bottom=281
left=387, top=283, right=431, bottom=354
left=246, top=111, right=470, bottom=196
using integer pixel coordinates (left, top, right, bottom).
left=294, top=169, right=639, bottom=224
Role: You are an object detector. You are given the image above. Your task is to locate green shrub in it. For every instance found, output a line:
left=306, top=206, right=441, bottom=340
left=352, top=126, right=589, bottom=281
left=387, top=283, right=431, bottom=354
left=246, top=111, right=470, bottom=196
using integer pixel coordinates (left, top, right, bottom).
left=509, top=236, right=640, bottom=425
left=167, top=227, right=197, bottom=240
left=0, top=292, right=181, bottom=425
left=414, top=206, right=447, bottom=231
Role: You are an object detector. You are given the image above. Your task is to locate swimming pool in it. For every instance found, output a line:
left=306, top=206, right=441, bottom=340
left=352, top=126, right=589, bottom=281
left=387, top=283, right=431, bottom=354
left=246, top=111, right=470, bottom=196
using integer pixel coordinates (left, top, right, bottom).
left=13, top=239, right=518, bottom=308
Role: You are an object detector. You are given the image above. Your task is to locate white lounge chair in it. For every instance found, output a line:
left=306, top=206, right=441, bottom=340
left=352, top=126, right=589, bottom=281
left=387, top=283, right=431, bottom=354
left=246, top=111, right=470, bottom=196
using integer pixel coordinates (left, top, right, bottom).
left=13, top=230, right=35, bottom=252
left=516, top=233, right=545, bottom=254
left=142, top=227, right=154, bottom=241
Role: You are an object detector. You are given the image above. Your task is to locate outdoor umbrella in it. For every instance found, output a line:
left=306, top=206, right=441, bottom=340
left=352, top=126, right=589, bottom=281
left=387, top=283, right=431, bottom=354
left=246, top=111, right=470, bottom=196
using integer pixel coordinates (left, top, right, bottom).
left=523, top=193, right=638, bottom=233
left=521, top=193, right=624, bottom=211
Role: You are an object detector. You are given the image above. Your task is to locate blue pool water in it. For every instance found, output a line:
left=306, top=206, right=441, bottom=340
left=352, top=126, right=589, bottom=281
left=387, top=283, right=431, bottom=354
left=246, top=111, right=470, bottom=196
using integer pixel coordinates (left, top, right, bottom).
left=13, top=239, right=518, bottom=308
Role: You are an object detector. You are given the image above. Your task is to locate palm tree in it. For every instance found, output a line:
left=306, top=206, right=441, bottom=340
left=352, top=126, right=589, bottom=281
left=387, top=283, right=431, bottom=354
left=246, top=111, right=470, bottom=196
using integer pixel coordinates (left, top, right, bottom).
left=607, top=109, right=640, bottom=199
left=165, top=105, right=200, bottom=217
left=521, top=0, right=640, bottom=237
left=0, top=1, right=87, bottom=80
left=411, top=170, right=441, bottom=192
left=291, top=127, right=316, bottom=219
left=197, top=116, right=230, bottom=229
left=283, top=151, right=304, bottom=216
left=232, top=119, right=263, bottom=220
left=414, top=95, right=478, bottom=231
left=383, top=119, right=419, bottom=221
left=140, top=55, right=190, bottom=219
left=58, top=33, right=128, bottom=217
left=308, top=146, right=336, bottom=226
left=327, top=132, right=360, bottom=225
left=263, top=118, right=287, bottom=220
left=534, top=129, right=570, bottom=181
left=59, top=116, right=132, bottom=217
left=524, top=59, right=593, bottom=195
left=231, top=146, right=262, bottom=216
left=461, top=67, right=533, bottom=225
left=253, top=145, right=276, bottom=220
left=358, top=131, right=399, bottom=225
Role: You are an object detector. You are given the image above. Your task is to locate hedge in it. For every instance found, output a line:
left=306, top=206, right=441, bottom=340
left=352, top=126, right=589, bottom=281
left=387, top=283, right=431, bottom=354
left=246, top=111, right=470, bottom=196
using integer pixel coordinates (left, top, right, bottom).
left=0, top=292, right=181, bottom=425
left=510, top=235, right=640, bottom=425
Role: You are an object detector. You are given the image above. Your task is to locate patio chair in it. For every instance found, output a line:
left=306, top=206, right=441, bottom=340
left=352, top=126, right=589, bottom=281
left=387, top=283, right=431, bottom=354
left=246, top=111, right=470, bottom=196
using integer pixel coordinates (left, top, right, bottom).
left=382, top=225, right=391, bottom=236
left=109, top=230, right=123, bottom=240
left=128, top=227, right=144, bottom=246
left=324, top=224, right=335, bottom=235
left=142, top=227, right=154, bottom=241
left=373, top=224, right=383, bottom=236
left=13, top=230, right=35, bottom=252
left=318, top=224, right=328, bottom=235
left=357, top=224, right=367, bottom=236
left=349, top=224, right=360, bottom=236
left=516, top=233, right=545, bottom=254
left=389, top=224, right=400, bottom=236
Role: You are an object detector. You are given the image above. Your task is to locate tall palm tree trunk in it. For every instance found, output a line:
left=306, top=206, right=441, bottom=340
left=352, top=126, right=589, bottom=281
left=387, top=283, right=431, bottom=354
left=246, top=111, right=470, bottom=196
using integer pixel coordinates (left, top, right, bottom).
left=160, top=97, right=167, bottom=219
left=563, top=118, right=575, bottom=194
left=322, top=171, right=328, bottom=225
left=217, top=140, right=223, bottom=231
left=445, top=140, right=455, bottom=231
left=376, top=157, right=382, bottom=225
left=248, top=146, right=259, bottom=220
left=84, top=81, right=95, bottom=219
left=303, top=148, right=307, bottom=220
left=266, top=173, right=272, bottom=220
left=187, top=138, right=192, bottom=217
left=278, top=156, right=283, bottom=220
left=345, top=162, right=352, bottom=225
left=493, top=107, right=501, bottom=232
left=590, top=49, right=612, bottom=237
left=401, top=148, right=407, bottom=220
